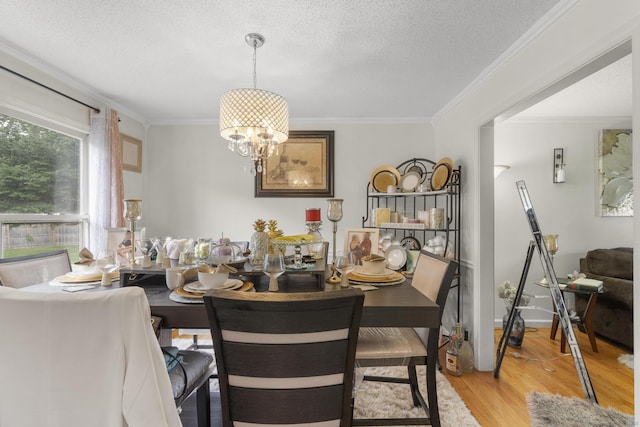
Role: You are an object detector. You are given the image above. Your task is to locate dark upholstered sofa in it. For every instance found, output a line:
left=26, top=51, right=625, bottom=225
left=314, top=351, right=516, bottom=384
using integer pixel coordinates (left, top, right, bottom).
left=577, top=247, right=633, bottom=350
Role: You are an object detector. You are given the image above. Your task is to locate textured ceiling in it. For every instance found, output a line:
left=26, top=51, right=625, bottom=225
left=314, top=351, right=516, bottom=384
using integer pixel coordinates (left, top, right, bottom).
left=0, top=0, right=580, bottom=124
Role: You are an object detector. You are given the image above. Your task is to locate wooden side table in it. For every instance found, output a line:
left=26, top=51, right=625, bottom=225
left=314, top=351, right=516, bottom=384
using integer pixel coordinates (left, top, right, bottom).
left=536, top=278, right=603, bottom=353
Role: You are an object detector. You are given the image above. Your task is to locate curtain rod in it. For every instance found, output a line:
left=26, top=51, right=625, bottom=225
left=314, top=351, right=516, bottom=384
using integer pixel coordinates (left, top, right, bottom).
left=0, top=64, right=101, bottom=113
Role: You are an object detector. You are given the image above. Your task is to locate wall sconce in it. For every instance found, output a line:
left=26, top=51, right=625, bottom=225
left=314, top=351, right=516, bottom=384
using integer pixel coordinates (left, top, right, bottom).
left=553, top=148, right=565, bottom=183
left=494, top=164, right=511, bottom=179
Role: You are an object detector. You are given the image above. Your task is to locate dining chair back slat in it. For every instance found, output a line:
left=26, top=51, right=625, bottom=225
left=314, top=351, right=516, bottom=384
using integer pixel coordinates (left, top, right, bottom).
left=0, top=249, right=72, bottom=288
left=204, top=288, right=364, bottom=427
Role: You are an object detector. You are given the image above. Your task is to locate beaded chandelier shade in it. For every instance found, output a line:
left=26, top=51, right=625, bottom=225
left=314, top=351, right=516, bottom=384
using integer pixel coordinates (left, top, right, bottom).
left=219, top=33, right=289, bottom=175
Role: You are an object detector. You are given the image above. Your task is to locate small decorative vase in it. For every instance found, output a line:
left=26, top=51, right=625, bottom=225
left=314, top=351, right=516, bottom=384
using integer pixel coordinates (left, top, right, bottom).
left=503, top=309, right=525, bottom=348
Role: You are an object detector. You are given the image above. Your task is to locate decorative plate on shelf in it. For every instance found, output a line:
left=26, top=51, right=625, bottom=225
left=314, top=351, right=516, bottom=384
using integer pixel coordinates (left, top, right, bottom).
left=435, top=157, right=453, bottom=174
left=430, top=162, right=451, bottom=191
left=385, top=245, right=407, bottom=271
left=369, top=165, right=401, bottom=192
left=400, top=171, right=421, bottom=192
left=406, top=164, right=427, bottom=183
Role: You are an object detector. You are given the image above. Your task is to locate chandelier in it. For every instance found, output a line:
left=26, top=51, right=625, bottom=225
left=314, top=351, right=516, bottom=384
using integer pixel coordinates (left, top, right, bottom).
left=219, top=33, right=289, bottom=175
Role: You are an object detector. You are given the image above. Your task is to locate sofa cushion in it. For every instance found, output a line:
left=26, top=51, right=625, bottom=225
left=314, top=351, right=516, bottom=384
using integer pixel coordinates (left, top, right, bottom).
left=585, top=248, right=633, bottom=280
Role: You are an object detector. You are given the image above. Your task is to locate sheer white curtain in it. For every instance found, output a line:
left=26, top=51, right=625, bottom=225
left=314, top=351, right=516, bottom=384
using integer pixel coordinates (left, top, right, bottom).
left=88, top=108, right=124, bottom=254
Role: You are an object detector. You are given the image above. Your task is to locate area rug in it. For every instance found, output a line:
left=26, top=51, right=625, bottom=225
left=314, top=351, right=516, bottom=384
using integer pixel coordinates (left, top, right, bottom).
left=353, top=366, right=479, bottom=426
left=618, top=353, right=634, bottom=369
left=174, top=338, right=479, bottom=426
left=527, top=391, right=634, bottom=427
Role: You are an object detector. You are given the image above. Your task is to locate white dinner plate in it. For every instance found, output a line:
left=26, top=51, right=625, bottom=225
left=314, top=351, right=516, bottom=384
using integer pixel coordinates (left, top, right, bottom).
left=184, top=279, right=243, bottom=293
left=169, top=292, right=204, bottom=304
left=353, top=266, right=395, bottom=277
left=385, top=245, right=407, bottom=271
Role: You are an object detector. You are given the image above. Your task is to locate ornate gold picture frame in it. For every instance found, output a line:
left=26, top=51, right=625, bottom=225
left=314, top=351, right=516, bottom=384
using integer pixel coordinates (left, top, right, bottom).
left=255, top=130, right=334, bottom=197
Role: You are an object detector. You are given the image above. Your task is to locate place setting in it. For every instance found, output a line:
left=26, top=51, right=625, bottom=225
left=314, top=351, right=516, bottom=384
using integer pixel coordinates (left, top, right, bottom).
left=347, top=254, right=406, bottom=288
left=50, top=248, right=120, bottom=289
left=167, top=263, right=254, bottom=304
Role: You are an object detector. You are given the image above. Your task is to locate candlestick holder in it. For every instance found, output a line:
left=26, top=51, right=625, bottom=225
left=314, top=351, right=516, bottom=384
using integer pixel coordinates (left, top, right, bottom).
left=326, top=198, right=343, bottom=284
left=123, top=199, right=142, bottom=266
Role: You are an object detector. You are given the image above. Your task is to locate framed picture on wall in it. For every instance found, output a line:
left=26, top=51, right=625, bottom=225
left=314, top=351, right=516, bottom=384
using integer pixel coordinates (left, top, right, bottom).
left=255, top=130, right=334, bottom=197
left=598, top=129, right=632, bottom=216
left=121, top=134, right=142, bottom=173
left=343, top=228, right=379, bottom=266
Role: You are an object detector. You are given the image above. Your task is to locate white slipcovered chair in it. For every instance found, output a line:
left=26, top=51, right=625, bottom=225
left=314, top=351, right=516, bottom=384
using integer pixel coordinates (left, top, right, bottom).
left=0, top=249, right=71, bottom=288
left=0, top=286, right=182, bottom=427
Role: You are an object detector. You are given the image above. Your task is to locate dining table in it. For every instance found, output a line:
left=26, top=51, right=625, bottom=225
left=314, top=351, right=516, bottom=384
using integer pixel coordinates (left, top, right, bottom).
left=140, top=276, right=442, bottom=426
left=23, top=269, right=442, bottom=426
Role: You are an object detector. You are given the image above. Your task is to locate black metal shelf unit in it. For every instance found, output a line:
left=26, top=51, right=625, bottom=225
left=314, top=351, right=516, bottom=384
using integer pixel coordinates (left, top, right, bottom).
left=362, top=158, right=462, bottom=320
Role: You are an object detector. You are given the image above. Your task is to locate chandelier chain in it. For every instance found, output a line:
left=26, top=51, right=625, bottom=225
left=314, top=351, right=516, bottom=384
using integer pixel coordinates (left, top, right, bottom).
left=252, top=42, right=257, bottom=89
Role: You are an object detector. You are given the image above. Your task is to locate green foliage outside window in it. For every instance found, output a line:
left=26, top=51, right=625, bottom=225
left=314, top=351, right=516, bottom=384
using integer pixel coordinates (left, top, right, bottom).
left=0, top=113, right=80, bottom=214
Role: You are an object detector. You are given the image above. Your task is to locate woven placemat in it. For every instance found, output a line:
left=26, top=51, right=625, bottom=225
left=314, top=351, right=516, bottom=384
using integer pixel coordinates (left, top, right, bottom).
left=53, top=271, right=119, bottom=283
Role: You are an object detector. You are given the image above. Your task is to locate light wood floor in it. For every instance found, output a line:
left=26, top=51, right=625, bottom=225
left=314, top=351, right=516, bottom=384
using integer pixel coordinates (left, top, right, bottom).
left=440, top=327, right=634, bottom=426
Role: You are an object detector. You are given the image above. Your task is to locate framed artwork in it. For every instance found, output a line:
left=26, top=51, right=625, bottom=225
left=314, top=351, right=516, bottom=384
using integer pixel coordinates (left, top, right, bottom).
left=255, top=130, right=334, bottom=197
left=343, top=228, right=379, bottom=266
left=598, top=129, right=632, bottom=216
left=121, top=134, right=142, bottom=173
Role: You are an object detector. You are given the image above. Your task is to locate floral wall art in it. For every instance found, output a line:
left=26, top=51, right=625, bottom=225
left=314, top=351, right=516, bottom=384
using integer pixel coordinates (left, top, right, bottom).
left=598, top=129, right=632, bottom=216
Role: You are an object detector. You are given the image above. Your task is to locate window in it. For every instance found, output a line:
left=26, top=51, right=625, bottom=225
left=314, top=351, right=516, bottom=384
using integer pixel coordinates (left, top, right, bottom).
left=0, top=113, right=87, bottom=261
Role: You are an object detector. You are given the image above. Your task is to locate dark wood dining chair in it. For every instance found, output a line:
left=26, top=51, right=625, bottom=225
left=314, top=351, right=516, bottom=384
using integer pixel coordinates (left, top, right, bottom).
left=0, top=249, right=71, bottom=288
left=204, top=288, right=364, bottom=427
left=353, top=249, right=458, bottom=426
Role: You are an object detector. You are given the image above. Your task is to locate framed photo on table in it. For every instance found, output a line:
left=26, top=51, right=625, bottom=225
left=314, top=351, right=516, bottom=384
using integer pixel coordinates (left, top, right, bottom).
left=343, top=228, right=379, bottom=266
left=106, top=227, right=145, bottom=264
left=255, top=130, right=334, bottom=197
left=106, top=228, right=131, bottom=264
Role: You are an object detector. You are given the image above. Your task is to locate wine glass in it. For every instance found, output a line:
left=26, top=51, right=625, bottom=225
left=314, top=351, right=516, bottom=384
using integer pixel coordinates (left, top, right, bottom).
left=263, top=253, right=285, bottom=292
left=335, top=252, right=356, bottom=288
left=96, top=249, right=119, bottom=287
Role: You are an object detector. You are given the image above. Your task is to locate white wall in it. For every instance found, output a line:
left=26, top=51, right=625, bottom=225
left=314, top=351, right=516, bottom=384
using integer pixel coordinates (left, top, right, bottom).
left=494, top=118, right=633, bottom=325
left=143, top=121, right=434, bottom=257
left=433, top=0, right=640, bottom=371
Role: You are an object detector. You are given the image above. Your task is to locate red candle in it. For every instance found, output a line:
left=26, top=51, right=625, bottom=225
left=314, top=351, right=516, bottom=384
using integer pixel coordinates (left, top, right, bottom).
left=306, top=208, right=321, bottom=222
